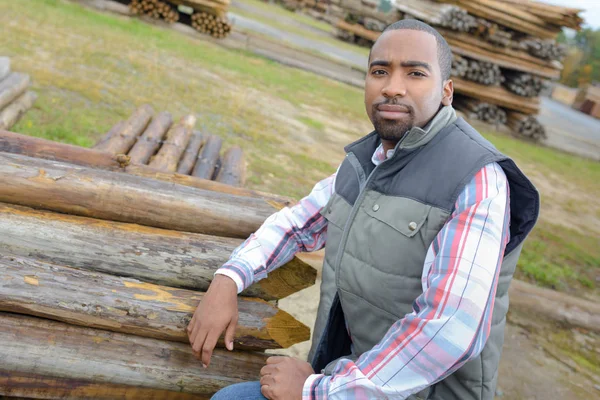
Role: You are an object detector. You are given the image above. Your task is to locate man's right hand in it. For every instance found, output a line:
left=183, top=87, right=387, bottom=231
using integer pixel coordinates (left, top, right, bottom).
left=187, top=274, right=239, bottom=368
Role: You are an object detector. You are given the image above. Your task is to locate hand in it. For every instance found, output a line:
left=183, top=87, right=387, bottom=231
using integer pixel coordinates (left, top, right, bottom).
left=187, top=274, right=238, bottom=368
left=260, top=356, right=315, bottom=400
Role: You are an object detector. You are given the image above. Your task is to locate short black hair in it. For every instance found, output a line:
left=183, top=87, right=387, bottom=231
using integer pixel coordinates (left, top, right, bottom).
left=371, top=19, right=453, bottom=81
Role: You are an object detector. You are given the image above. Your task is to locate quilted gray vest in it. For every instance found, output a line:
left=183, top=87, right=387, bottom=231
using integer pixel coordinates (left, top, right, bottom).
left=308, top=109, right=539, bottom=400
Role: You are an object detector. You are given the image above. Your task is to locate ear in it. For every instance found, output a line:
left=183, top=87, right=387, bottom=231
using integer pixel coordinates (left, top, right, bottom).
left=441, top=79, right=453, bottom=106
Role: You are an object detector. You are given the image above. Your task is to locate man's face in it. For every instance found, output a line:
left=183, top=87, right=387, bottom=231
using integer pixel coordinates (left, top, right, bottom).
left=365, top=29, right=453, bottom=142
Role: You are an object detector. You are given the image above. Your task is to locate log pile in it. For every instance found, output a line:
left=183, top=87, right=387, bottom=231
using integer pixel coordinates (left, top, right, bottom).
left=130, top=0, right=179, bottom=23
left=191, top=10, right=232, bottom=38
left=0, top=56, right=37, bottom=131
left=506, top=111, right=546, bottom=140
left=454, top=95, right=507, bottom=125
left=94, top=105, right=246, bottom=187
left=324, top=0, right=583, bottom=141
left=0, top=128, right=315, bottom=398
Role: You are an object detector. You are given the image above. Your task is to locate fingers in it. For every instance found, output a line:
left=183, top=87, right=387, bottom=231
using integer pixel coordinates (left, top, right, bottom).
left=224, top=316, right=238, bottom=351
left=266, top=356, right=286, bottom=364
left=191, top=327, right=208, bottom=362
left=260, top=364, right=276, bottom=376
left=260, top=384, right=273, bottom=399
left=201, top=329, right=220, bottom=367
left=260, top=373, right=275, bottom=387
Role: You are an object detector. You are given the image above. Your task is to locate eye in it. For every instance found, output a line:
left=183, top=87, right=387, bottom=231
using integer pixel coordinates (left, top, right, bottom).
left=409, top=71, right=427, bottom=77
left=371, top=69, right=387, bottom=76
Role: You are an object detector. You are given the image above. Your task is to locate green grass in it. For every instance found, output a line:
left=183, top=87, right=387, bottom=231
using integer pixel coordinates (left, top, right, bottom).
left=516, top=220, right=599, bottom=294
left=298, top=116, right=325, bottom=131
left=234, top=0, right=335, bottom=34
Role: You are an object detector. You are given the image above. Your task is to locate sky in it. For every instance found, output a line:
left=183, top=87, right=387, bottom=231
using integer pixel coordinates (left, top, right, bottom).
left=541, top=0, right=600, bottom=29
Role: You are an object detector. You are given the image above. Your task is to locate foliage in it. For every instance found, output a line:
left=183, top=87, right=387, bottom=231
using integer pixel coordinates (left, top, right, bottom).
left=559, top=28, right=600, bottom=87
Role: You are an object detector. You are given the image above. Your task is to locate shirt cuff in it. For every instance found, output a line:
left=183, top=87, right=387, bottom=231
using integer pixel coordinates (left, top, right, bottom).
left=213, top=267, right=245, bottom=294
left=302, top=373, right=331, bottom=400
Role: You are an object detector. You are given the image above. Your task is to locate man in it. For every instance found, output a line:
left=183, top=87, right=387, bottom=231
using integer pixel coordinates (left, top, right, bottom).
left=187, top=19, right=539, bottom=400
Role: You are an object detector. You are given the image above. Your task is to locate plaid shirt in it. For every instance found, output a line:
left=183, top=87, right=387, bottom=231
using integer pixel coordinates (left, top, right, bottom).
left=216, top=144, right=510, bottom=399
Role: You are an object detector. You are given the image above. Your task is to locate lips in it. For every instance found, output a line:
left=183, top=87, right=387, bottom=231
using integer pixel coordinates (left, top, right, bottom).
left=376, top=104, right=411, bottom=120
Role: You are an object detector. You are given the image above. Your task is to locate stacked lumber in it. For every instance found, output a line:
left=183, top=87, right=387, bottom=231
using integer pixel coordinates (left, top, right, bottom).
left=454, top=95, right=507, bottom=125
left=0, top=129, right=315, bottom=398
left=191, top=10, right=231, bottom=38
left=0, top=56, right=37, bottom=131
left=130, top=0, right=179, bottom=23
left=326, top=0, right=582, bottom=141
left=506, top=111, right=546, bottom=140
left=94, top=105, right=246, bottom=187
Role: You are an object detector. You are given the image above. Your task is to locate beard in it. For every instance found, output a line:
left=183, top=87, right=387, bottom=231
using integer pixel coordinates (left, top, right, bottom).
left=371, top=102, right=415, bottom=142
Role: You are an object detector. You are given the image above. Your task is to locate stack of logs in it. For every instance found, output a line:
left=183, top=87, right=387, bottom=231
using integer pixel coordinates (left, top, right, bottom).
left=130, top=0, right=180, bottom=23
left=94, top=104, right=246, bottom=186
left=0, top=129, right=315, bottom=398
left=319, top=0, right=583, bottom=141
left=191, top=11, right=232, bottom=39
left=454, top=95, right=507, bottom=126
left=0, top=56, right=37, bottom=131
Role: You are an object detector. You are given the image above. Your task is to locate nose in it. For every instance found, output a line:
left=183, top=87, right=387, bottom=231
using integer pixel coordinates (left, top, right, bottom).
left=381, top=72, right=407, bottom=99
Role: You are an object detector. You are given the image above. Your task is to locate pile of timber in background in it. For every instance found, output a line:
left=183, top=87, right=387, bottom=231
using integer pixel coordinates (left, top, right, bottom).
left=109, top=0, right=233, bottom=38
left=0, top=129, right=316, bottom=399
left=93, top=104, right=246, bottom=187
left=0, top=56, right=37, bottom=131
left=297, top=0, right=583, bottom=142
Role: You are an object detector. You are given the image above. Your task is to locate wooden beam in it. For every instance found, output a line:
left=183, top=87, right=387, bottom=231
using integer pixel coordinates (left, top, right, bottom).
left=177, top=130, right=205, bottom=175
left=0, top=152, right=275, bottom=239
left=0, top=72, right=29, bottom=111
left=0, top=254, right=310, bottom=349
left=0, top=130, right=295, bottom=208
left=149, top=115, right=196, bottom=172
left=0, top=203, right=316, bottom=301
left=452, top=77, right=540, bottom=114
left=128, top=111, right=173, bottom=164
left=0, top=312, right=268, bottom=395
left=0, top=91, right=37, bottom=130
left=94, top=104, right=154, bottom=154
left=0, top=370, right=208, bottom=400
left=216, top=146, right=246, bottom=187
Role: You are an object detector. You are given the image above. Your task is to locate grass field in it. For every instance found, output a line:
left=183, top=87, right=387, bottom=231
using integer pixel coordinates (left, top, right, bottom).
left=1, top=0, right=598, bottom=299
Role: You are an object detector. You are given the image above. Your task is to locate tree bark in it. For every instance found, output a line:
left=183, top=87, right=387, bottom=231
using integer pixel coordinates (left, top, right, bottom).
left=0, top=56, right=10, bottom=82
left=177, top=130, right=205, bottom=175
left=149, top=115, right=196, bottom=172
left=0, top=152, right=275, bottom=239
left=0, top=130, right=295, bottom=208
left=94, top=104, right=154, bottom=154
left=0, top=370, right=207, bottom=400
left=192, top=134, right=223, bottom=180
left=216, top=146, right=246, bottom=187
left=0, top=203, right=316, bottom=300
left=0, top=254, right=310, bottom=349
left=128, top=111, right=173, bottom=164
left=0, top=72, right=30, bottom=111
left=0, top=91, right=37, bottom=130
left=0, top=312, right=268, bottom=395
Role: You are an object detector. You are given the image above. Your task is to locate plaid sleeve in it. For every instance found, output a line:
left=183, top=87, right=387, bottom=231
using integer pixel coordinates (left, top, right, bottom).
left=303, top=162, right=511, bottom=399
left=215, top=172, right=336, bottom=293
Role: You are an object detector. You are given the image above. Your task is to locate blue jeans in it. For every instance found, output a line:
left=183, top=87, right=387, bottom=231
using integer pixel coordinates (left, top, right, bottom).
left=211, top=381, right=267, bottom=400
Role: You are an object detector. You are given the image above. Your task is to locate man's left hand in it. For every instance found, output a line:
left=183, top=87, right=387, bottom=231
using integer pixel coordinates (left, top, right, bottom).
left=260, top=356, right=315, bottom=400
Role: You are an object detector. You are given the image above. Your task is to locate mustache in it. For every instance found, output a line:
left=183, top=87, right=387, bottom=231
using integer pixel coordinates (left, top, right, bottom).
left=373, top=99, right=414, bottom=114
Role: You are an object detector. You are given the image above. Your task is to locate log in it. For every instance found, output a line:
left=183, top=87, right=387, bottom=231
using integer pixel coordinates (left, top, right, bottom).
left=452, top=77, right=540, bottom=114
left=149, top=115, right=196, bottom=172
left=506, top=111, right=546, bottom=141
left=0, top=254, right=310, bottom=349
left=177, top=130, right=205, bottom=175
left=0, top=130, right=295, bottom=208
left=0, top=370, right=208, bottom=400
left=192, top=134, right=223, bottom=179
left=128, top=111, right=173, bottom=164
left=0, top=152, right=274, bottom=239
left=0, top=56, right=9, bottom=82
left=94, top=104, right=154, bottom=154
left=93, top=120, right=125, bottom=149
left=0, top=91, right=37, bottom=130
left=335, top=19, right=379, bottom=42
left=215, top=146, right=246, bottom=187
left=0, top=72, right=30, bottom=111
left=0, top=203, right=316, bottom=301
left=0, top=312, right=268, bottom=395
left=503, top=71, right=545, bottom=98
left=508, top=280, right=600, bottom=333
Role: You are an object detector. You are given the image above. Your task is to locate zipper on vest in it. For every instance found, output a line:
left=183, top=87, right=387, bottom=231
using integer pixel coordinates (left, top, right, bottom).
left=333, top=136, right=409, bottom=286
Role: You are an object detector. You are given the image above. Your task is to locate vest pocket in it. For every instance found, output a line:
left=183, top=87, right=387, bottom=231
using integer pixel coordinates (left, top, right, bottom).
left=364, top=194, right=432, bottom=238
